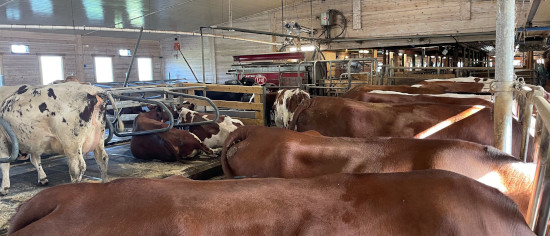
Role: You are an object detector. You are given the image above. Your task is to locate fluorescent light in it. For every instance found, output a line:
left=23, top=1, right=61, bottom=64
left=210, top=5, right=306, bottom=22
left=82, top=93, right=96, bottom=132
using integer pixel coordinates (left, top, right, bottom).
left=11, top=45, right=29, bottom=54
left=398, top=53, right=403, bottom=56
left=289, top=45, right=315, bottom=52
left=119, top=49, right=132, bottom=56
left=359, top=50, right=370, bottom=54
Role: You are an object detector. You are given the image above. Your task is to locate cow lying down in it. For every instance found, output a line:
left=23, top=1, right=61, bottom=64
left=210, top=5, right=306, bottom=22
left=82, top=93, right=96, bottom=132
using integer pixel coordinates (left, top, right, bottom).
left=8, top=170, right=533, bottom=236
left=0, top=83, right=120, bottom=196
left=222, top=126, right=535, bottom=219
left=130, top=110, right=212, bottom=162
left=177, top=107, right=243, bottom=152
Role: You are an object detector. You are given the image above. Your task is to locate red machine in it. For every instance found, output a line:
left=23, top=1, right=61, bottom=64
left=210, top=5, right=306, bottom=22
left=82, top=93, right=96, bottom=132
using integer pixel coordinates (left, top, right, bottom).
left=229, top=52, right=311, bottom=86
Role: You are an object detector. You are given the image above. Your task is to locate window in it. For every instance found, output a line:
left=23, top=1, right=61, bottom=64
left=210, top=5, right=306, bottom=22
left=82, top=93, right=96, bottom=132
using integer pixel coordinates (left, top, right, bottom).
left=94, top=57, right=113, bottom=83
left=40, top=56, right=63, bottom=85
left=137, top=58, right=153, bottom=81
left=119, top=49, right=131, bottom=57
left=11, top=45, right=29, bottom=54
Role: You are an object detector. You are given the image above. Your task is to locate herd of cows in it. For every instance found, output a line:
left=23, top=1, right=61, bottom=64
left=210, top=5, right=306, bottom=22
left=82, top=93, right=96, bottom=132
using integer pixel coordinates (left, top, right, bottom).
left=0, top=77, right=546, bottom=235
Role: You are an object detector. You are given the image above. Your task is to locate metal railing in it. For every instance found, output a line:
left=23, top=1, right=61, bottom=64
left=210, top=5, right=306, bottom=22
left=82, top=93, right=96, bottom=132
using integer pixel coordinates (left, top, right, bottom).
left=305, top=58, right=379, bottom=95
left=516, top=85, right=550, bottom=235
left=105, top=86, right=220, bottom=138
left=383, top=66, right=537, bottom=85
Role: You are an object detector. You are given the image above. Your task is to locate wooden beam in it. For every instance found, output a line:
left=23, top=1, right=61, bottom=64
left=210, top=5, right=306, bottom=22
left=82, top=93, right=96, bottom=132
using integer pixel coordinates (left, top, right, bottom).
left=353, top=0, right=362, bottom=30
left=179, top=83, right=263, bottom=94
left=184, top=98, right=263, bottom=111
left=460, top=0, right=472, bottom=20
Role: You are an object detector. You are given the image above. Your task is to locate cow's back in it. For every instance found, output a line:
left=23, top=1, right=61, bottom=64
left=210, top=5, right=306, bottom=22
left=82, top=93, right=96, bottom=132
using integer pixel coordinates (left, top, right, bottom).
left=9, top=170, right=533, bottom=236
left=343, top=91, right=492, bottom=106
left=290, top=96, right=526, bottom=157
left=0, top=83, right=105, bottom=155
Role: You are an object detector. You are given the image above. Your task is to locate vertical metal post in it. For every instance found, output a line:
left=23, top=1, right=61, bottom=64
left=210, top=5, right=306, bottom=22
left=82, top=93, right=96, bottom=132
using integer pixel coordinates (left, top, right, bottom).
left=521, top=97, right=534, bottom=162
left=123, top=26, right=144, bottom=87
left=201, top=27, right=206, bottom=84
left=493, top=0, right=515, bottom=155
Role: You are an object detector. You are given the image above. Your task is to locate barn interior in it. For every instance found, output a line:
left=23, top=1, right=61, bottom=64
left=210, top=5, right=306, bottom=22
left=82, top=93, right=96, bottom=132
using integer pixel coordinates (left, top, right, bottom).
left=1, top=0, right=550, bottom=235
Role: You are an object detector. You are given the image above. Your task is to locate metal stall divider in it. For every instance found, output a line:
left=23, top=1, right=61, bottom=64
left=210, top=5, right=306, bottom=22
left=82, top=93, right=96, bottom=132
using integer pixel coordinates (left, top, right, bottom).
left=516, top=85, right=550, bottom=235
left=104, top=86, right=219, bottom=139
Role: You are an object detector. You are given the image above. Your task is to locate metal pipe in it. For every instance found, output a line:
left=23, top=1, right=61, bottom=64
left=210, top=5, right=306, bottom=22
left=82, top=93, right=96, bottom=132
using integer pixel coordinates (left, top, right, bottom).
left=0, top=24, right=281, bottom=46
left=535, top=183, right=550, bottom=236
left=163, top=91, right=220, bottom=126
left=200, top=27, right=206, bottom=84
left=517, top=27, right=550, bottom=32
left=104, top=113, right=114, bottom=145
left=123, top=26, right=144, bottom=88
left=208, top=26, right=320, bottom=41
left=0, top=118, right=19, bottom=163
left=521, top=95, right=534, bottom=162
left=494, top=0, right=516, bottom=154
left=111, top=95, right=174, bottom=137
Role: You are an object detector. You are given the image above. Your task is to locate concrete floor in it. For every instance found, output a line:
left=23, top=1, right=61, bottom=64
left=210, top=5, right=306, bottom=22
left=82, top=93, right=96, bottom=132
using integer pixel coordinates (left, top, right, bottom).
left=0, top=139, right=222, bottom=235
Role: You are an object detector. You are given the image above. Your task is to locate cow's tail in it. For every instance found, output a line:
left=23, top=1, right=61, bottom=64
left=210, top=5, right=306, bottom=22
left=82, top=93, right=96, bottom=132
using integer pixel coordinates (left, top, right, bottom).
left=288, top=98, right=312, bottom=131
left=102, top=92, right=125, bottom=133
left=220, top=126, right=251, bottom=178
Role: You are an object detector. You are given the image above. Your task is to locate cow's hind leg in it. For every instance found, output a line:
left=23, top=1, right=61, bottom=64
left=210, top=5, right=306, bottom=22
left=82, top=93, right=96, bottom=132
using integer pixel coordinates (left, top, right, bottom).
left=1, top=163, right=10, bottom=195
left=93, top=140, right=109, bottom=183
left=29, top=153, right=48, bottom=186
left=65, top=148, right=86, bottom=183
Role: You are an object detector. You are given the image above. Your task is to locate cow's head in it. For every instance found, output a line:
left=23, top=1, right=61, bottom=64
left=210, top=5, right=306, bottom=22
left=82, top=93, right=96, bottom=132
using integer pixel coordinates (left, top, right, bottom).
left=273, top=89, right=310, bottom=128
left=177, top=107, right=200, bottom=124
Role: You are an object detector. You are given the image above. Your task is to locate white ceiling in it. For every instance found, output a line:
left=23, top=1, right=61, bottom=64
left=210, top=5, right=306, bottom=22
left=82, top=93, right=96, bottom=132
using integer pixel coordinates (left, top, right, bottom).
left=0, top=0, right=548, bottom=41
left=0, top=0, right=302, bottom=40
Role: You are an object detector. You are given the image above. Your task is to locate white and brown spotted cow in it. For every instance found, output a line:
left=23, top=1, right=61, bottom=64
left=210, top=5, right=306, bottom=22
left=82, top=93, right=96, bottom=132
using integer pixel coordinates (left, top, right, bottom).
left=273, top=89, right=310, bottom=128
left=0, top=83, right=116, bottom=195
left=177, top=108, right=243, bottom=152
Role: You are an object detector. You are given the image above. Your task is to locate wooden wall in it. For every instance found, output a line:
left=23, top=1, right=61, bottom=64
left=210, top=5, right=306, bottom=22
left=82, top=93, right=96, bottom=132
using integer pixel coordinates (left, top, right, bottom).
left=160, top=13, right=272, bottom=84
left=0, top=30, right=161, bottom=86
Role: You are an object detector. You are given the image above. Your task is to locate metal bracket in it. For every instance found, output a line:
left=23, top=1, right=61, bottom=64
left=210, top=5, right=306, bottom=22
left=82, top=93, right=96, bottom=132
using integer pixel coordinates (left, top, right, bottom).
left=0, top=118, right=19, bottom=163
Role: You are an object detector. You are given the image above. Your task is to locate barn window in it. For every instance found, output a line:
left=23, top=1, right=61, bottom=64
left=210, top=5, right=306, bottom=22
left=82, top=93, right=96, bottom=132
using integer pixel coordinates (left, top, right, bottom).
left=40, top=56, right=64, bottom=85
left=11, top=45, right=29, bottom=54
left=94, top=57, right=114, bottom=83
left=137, top=58, right=153, bottom=81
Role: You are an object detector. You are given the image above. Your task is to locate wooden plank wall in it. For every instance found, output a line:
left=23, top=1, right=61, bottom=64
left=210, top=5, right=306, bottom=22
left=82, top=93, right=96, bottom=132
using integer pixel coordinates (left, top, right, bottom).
left=0, top=30, right=161, bottom=86
left=160, top=36, right=216, bottom=83
left=159, top=13, right=272, bottom=85
left=268, top=0, right=529, bottom=49
left=178, top=83, right=265, bottom=126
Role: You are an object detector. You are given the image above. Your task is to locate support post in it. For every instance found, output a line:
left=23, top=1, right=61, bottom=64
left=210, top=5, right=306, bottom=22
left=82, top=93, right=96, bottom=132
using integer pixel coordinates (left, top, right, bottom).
left=123, top=26, right=144, bottom=87
left=493, top=0, right=515, bottom=155
left=201, top=27, right=206, bottom=84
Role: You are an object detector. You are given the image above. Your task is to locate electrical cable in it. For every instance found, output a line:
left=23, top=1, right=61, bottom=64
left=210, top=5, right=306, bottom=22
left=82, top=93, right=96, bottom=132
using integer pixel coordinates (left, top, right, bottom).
left=177, top=48, right=200, bottom=83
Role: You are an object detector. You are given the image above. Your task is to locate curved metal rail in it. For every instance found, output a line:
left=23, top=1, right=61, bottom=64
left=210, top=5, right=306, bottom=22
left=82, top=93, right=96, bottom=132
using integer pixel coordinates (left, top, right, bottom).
left=0, top=118, right=19, bottom=163
left=110, top=95, right=175, bottom=137
left=105, top=87, right=220, bottom=137
left=163, top=91, right=220, bottom=127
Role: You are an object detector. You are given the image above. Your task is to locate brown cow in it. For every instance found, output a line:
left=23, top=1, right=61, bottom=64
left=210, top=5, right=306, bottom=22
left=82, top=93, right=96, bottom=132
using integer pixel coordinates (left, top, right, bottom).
left=413, top=77, right=493, bottom=93
left=177, top=107, right=243, bottom=151
left=222, top=126, right=535, bottom=218
left=273, top=89, right=310, bottom=128
left=341, top=89, right=493, bottom=106
left=343, top=85, right=445, bottom=97
left=288, top=96, right=527, bottom=158
left=8, top=170, right=534, bottom=236
left=130, top=111, right=212, bottom=162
